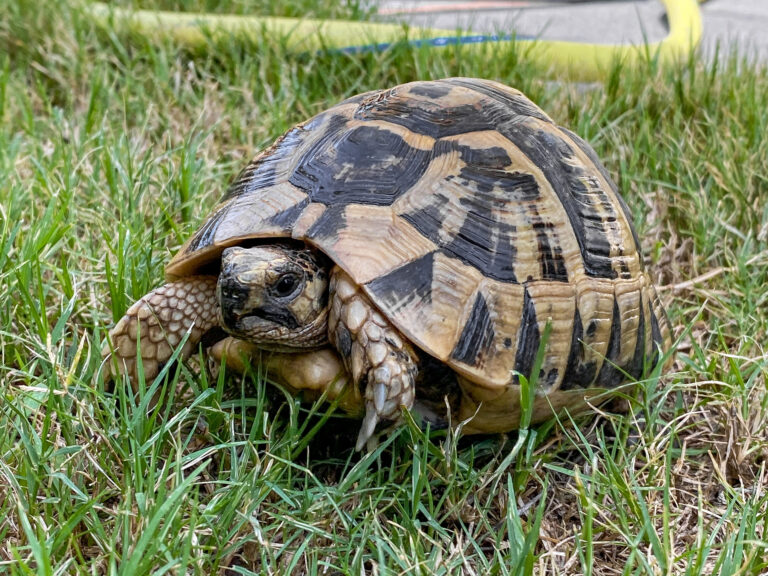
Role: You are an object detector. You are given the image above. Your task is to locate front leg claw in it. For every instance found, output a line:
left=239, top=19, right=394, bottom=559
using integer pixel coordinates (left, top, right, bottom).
left=356, top=352, right=417, bottom=451
left=329, top=268, right=421, bottom=452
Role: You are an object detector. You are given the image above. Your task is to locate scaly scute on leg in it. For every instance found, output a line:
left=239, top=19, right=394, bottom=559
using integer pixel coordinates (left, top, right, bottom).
left=328, top=268, right=418, bottom=450
left=104, top=275, right=219, bottom=384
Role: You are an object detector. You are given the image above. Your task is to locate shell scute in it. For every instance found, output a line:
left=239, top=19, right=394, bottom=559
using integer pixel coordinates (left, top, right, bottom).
left=290, top=123, right=433, bottom=207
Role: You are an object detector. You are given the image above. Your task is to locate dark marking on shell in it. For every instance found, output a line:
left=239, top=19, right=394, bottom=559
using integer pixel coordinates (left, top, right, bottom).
left=445, top=142, right=534, bottom=196
left=355, top=88, right=395, bottom=117
left=305, top=205, right=347, bottom=242
left=409, top=82, right=453, bottom=99
left=355, top=99, right=495, bottom=139
left=223, top=124, right=309, bottom=202
left=561, top=307, right=598, bottom=390
left=459, top=144, right=566, bottom=283
left=403, top=140, right=560, bottom=283
left=561, top=127, right=644, bottom=259
left=268, top=198, right=310, bottom=230
left=542, top=367, right=559, bottom=390
left=624, top=297, right=646, bottom=379
left=496, top=123, right=618, bottom=279
left=290, top=124, right=431, bottom=206
left=451, top=292, right=495, bottom=366
left=534, top=220, right=568, bottom=282
left=441, top=140, right=565, bottom=283
left=595, top=299, right=623, bottom=386
left=365, top=252, right=434, bottom=313
left=400, top=193, right=451, bottom=245
left=187, top=205, right=230, bottom=253
left=523, top=193, right=567, bottom=282
left=619, top=259, right=632, bottom=279
left=441, top=141, right=512, bottom=174
left=513, top=288, right=540, bottom=381
left=449, top=78, right=553, bottom=124
left=354, top=79, right=549, bottom=141
left=442, top=209, right=518, bottom=283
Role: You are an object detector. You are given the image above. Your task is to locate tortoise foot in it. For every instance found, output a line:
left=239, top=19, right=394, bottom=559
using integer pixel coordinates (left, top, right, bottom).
left=357, top=349, right=417, bottom=451
left=327, top=268, right=419, bottom=451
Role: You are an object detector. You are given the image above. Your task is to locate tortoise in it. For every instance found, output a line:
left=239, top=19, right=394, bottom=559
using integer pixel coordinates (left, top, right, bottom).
left=104, top=77, right=671, bottom=450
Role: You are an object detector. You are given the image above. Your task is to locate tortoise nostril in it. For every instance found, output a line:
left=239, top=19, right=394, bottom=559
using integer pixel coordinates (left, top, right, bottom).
left=217, top=277, right=246, bottom=308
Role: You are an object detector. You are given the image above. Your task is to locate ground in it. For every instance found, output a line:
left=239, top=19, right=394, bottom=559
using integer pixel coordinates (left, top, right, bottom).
left=0, top=0, right=766, bottom=574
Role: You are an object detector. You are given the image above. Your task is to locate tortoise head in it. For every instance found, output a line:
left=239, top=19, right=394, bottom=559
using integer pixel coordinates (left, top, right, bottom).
left=217, top=244, right=330, bottom=350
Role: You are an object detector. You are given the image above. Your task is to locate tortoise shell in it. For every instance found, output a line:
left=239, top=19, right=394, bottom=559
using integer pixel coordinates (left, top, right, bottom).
left=167, top=77, right=670, bottom=393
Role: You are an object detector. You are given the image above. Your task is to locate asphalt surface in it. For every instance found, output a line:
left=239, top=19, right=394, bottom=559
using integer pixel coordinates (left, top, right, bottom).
left=375, top=0, right=768, bottom=63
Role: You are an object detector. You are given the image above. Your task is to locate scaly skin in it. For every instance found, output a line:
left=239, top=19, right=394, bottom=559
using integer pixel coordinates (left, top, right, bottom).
left=104, top=276, right=219, bottom=384
left=328, top=269, right=418, bottom=450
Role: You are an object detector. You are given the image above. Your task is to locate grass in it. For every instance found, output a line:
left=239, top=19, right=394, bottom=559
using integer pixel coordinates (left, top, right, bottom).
left=1, top=0, right=767, bottom=573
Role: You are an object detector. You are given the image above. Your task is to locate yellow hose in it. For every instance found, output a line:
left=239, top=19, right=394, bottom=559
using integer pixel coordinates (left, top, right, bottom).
left=86, top=0, right=702, bottom=82
left=531, top=0, right=702, bottom=79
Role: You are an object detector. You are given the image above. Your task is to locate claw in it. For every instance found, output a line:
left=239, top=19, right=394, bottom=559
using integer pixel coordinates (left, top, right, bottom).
left=356, top=406, right=379, bottom=451
left=373, top=382, right=387, bottom=413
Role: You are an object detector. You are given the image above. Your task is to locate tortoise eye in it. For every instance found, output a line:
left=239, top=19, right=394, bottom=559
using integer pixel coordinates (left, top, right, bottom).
left=273, top=274, right=300, bottom=297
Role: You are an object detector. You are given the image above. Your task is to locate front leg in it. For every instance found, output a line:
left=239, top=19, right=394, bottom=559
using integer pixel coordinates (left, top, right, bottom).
left=103, top=276, right=220, bottom=384
left=328, top=269, right=418, bottom=450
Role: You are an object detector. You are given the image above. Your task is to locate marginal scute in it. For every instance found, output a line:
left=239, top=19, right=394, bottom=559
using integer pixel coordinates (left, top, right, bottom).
left=216, top=182, right=310, bottom=243
left=520, top=281, right=577, bottom=393
left=571, top=276, right=616, bottom=378
left=450, top=292, right=495, bottom=368
left=513, top=287, right=541, bottom=382
left=594, top=298, right=624, bottom=387
left=613, top=276, right=645, bottom=369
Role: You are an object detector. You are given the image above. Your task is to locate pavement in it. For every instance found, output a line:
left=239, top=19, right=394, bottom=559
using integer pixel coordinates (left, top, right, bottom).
left=374, top=0, right=768, bottom=64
